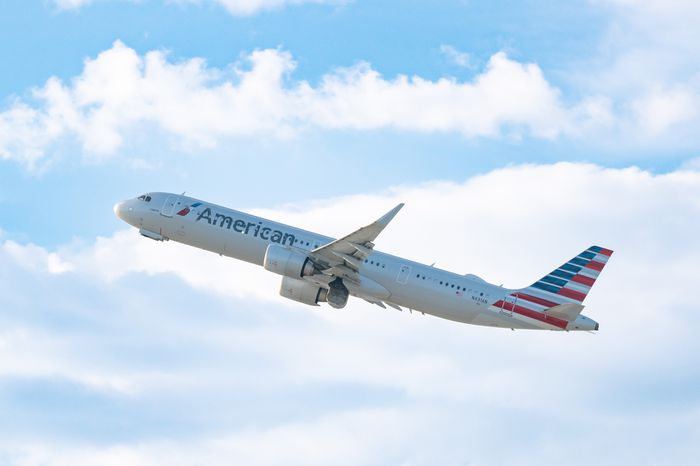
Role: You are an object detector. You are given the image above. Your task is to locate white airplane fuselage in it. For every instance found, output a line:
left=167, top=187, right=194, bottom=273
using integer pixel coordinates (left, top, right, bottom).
left=114, top=192, right=603, bottom=331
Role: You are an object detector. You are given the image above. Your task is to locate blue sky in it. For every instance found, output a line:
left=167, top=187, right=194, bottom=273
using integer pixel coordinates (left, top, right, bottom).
left=1, top=1, right=700, bottom=465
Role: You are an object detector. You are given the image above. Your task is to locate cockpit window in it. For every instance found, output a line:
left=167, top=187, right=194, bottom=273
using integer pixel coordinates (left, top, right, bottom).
left=137, top=194, right=152, bottom=202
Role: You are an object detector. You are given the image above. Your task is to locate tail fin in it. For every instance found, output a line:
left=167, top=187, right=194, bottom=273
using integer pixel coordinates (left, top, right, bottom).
left=518, top=245, right=613, bottom=306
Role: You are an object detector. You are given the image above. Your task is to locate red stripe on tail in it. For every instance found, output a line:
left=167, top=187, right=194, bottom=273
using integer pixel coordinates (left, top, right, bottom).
left=493, top=300, right=568, bottom=329
left=585, top=260, right=605, bottom=271
left=571, top=274, right=595, bottom=287
left=558, top=287, right=586, bottom=301
left=516, top=293, right=558, bottom=308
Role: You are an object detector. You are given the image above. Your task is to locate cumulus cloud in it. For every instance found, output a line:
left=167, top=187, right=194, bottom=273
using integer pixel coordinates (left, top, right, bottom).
left=588, top=0, right=700, bottom=84
left=632, top=85, right=699, bottom=134
left=0, top=41, right=609, bottom=169
left=2, top=162, right=700, bottom=464
left=2, top=240, right=75, bottom=274
left=575, top=0, right=700, bottom=140
left=6, top=162, right=700, bottom=362
left=54, top=0, right=341, bottom=15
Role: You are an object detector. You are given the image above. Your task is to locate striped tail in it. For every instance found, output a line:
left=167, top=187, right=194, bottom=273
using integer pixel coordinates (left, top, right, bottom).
left=491, top=246, right=612, bottom=329
left=519, top=245, right=613, bottom=306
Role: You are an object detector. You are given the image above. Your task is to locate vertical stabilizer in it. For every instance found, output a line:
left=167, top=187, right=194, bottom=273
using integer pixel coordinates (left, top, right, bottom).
left=518, top=245, right=613, bottom=308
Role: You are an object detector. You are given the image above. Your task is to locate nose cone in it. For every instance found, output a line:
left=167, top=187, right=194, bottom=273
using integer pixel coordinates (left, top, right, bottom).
left=113, top=200, right=136, bottom=226
left=113, top=201, right=126, bottom=220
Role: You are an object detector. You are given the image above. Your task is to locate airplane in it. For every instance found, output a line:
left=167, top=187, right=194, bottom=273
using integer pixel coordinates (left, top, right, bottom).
left=114, top=192, right=612, bottom=331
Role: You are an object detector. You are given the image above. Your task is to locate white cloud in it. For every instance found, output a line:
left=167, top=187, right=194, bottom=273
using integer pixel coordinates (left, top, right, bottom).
left=2, top=240, right=74, bottom=274
left=199, top=0, right=340, bottom=16
left=0, top=42, right=607, bottom=169
left=2, top=162, right=700, bottom=465
left=53, top=0, right=95, bottom=9
left=439, top=44, right=473, bottom=68
left=680, top=156, right=700, bottom=170
left=0, top=103, right=52, bottom=167
left=573, top=0, right=700, bottom=140
left=54, top=0, right=340, bottom=15
left=33, top=1, right=700, bottom=168
left=632, top=85, right=699, bottom=134
left=589, top=0, right=700, bottom=84
left=0, top=408, right=448, bottom=466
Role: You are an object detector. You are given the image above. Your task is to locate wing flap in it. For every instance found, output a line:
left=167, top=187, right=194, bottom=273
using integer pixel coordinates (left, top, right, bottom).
left=331, top=251, right=362, bottom=270
left=322, top=264, right=361, bottom=285
left=307, top=203, right=404, bottom=305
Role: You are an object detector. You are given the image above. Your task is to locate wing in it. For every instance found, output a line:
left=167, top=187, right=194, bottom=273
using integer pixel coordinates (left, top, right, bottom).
left=308, top=203, right=404, bottom=285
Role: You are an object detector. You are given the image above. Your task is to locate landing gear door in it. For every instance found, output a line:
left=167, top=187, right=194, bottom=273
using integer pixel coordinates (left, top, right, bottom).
left=396, top=265, right=411, bottom=285
left=160, top=195, right=179, bottom=217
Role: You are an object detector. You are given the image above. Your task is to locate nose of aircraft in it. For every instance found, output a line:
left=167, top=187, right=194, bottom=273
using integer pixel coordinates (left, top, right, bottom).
left=113, top=200, right=135, bottom=224
left=113, top=201, right=126, bottom=220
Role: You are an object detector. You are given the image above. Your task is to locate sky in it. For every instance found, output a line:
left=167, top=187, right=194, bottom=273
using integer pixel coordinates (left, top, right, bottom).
left=1, top=1, right=699, bottom=465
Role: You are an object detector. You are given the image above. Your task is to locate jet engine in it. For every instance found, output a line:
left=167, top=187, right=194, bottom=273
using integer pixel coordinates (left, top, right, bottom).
left=279, top=276, right=328, bottom=306
left=264, top=244, right=315, bottom=278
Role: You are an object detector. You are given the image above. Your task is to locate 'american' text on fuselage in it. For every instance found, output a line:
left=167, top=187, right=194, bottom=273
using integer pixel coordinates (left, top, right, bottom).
left=196, top=207, right=296, bottom=246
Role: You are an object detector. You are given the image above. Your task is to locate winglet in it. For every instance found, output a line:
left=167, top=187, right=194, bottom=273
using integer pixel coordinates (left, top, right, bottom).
left=377, top=203, right=404, bottom=228
left=311, top=203, right=405, bottom=260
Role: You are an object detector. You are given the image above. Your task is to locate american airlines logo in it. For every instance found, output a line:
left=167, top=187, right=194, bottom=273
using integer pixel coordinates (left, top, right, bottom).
left=195, top=207, right=297, bottom=246
left=177, top=202, right=202, bottom=216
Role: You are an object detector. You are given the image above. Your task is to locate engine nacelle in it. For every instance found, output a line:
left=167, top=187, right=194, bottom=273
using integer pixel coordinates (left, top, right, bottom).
left=264, top=243, right=315, bottom=278
left=279, top=276, right=328, bottom=306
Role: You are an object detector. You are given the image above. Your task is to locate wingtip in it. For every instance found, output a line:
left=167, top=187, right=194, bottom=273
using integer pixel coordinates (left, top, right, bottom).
left=390, top=202, right=405, bottom=214
left=377, top=203, right=405, bottom=225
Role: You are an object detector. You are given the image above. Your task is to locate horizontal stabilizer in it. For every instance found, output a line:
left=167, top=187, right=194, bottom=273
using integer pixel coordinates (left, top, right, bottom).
left=545, top=303, right=584, bottom=321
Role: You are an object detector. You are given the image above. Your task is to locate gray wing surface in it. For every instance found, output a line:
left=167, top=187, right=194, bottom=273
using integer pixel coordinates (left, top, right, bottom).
left=309, top=203, right=404, bottom=285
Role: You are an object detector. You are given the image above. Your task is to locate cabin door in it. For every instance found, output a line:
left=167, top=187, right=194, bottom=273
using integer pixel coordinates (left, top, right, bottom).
left=396, top=265, right=411, bottom=285
left=160, top=195, right=179, bottom=217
